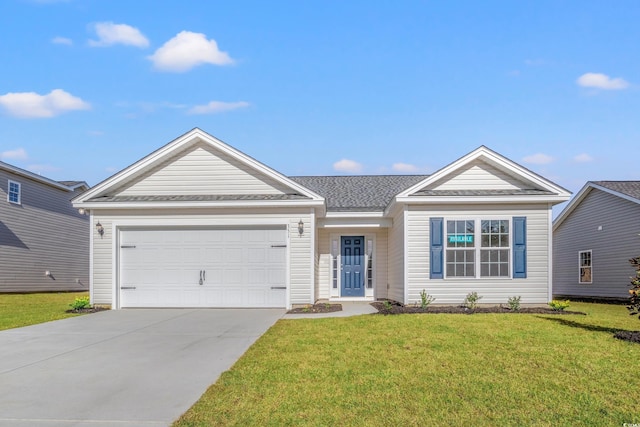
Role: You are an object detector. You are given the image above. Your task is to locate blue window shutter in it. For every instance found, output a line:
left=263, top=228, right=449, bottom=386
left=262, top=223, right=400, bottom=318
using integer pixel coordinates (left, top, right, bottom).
left=430, top=217, right=444, bottom=279
left=513, top=217, right=527, bottom=278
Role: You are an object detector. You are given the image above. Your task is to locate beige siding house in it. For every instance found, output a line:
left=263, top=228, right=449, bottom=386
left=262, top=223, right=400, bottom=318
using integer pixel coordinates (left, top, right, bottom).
left=0, top=161, right=89, bottom=292
left=73, top=128, right=570, bottom=309
left=553, top=181, right=640, bottom=300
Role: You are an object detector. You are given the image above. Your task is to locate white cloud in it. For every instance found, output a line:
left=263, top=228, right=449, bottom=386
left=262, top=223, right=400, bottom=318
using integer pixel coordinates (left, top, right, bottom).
left=577, top=73, right=629, bottom=90
left=27, top=164, right=60, bottom=174
left=188, top=101, right=249, bottom=115
left=0, top=89, right=90, bottom=118
left=392, top=162, right=419, bottom=173
left=88, top=22, right=149, bottom=48
left=573, top=153, right=594, bottom=163
left=333, top=159, right=363, bottom=174
left=51, top=36, right=72, bottom=45
left=523, top=153, right=555, bottom=165
left=0, top=148, right=28, bottom=160
left=148, top=31, right=234, bottom=72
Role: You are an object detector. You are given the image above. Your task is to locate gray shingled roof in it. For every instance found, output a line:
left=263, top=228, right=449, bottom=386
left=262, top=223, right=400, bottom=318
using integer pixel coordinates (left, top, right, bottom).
left=289, top=175, right=429, bottom=211
left=88, top=194, right=310, bottom=203
left=592, top=181, right=640, bottom=201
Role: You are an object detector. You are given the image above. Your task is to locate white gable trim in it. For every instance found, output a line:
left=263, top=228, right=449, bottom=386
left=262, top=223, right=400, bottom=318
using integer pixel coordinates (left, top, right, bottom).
left=73, top=128, right=324, bottom=204
left=553, top=181, right=640, bottom=231
left=396, top=146, right=571, bottom=198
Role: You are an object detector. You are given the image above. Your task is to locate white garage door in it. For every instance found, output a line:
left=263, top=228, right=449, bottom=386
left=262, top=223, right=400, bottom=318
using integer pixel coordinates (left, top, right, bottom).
left=119, top=227, right=287, bottom=308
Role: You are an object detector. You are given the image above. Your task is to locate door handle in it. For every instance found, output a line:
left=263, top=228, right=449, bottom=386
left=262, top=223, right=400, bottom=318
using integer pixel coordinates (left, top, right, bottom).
left=199, top=270, right=203, bottom=286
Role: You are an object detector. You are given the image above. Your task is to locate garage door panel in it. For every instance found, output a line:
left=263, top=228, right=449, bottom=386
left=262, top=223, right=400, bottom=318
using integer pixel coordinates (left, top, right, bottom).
left=120, top=228, right=287, bottom=308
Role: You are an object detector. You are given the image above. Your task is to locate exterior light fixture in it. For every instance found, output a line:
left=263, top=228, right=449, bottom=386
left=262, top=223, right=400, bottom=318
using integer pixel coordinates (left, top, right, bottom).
left=96, top=221, right=104, bottom=237
left=298, top=219, right=304, bottom=236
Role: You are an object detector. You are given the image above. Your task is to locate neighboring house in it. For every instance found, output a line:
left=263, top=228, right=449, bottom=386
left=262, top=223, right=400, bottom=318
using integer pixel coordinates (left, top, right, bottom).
left=553, top=181, right=640, bottom=301
left=72, top=128, right=570, bottom=309
left=0, top=161, right=89, bottom=292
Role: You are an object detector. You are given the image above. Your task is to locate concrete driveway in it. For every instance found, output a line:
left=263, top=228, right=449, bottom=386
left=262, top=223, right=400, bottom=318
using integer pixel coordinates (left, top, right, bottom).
left=0, top=309, right=284, bottom=427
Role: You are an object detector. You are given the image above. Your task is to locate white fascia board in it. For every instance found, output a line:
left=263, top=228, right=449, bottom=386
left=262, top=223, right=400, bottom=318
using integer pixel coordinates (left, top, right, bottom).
left=396, top=146, right=571, bottom=198
left=0, top=161, right=72, bottom=191
left=325, top=211, right=386, bottom=218
left=318, top=217, right=392, bottom=228
left=396, top=195, right=571, bottom=205
left=72, top=199, right=325, bottom=210
left=75, top=128, right=325, bottom=203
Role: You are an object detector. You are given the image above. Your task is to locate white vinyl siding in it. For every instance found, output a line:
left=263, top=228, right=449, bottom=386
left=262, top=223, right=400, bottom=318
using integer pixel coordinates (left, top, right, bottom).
left=554, top=189, right=639, bottom=299
left=90, top=208, right=313, bottom=308
left=115, top=143, right=291, bottom=196
left=423, top=159, right=530, bottom=191
left=408, top=204, right=550, bottom=305
left=387, top=208, right=406, bottom=303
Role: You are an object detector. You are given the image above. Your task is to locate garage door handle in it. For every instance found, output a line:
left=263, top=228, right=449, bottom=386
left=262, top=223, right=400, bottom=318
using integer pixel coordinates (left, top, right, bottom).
left=271, top=244, right=287, bottom=248
left=121, top=286, right=136, bottom=290
left=199, top=270, right=204, bottom=286
left=271, top=286, right=286, bottom=290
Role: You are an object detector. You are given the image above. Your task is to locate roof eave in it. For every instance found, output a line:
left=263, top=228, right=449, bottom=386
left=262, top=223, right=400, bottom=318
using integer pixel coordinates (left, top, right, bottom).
left=396, top=195, right=571, bottom=205
left=72, top=199, right=325, bottom=210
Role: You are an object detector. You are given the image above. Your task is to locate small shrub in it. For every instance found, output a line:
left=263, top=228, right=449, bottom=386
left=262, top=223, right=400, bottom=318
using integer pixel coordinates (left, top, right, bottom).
left=324, top=303, right=331, bottom=309
left=382, top=300, right=393, bottom=311
left=628, top=256, right=640, bottom=319
left=419, top=289, right=436, bottom=309
left=464, top=292, right=482, bottom=309
left=548, top=300, right=570, bottom=311
left=69, top=296, right=91, bottom=311
left=507, top=296, right=521, bottom=311
left=302, top=305, right=311, bottom=313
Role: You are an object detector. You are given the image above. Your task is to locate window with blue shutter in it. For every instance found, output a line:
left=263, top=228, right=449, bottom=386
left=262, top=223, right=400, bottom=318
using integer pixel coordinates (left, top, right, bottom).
left=512, top=217, right=527, bottom=278
left=430, top=217, right=444, bottom=279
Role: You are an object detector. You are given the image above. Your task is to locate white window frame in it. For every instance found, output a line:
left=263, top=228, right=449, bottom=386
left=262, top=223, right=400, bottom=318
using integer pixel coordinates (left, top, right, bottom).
left=444, top=217, right=512, bottom=280
left=7, top=180, right=21, bottom=204
left=578, top=250, right=592, bottom=284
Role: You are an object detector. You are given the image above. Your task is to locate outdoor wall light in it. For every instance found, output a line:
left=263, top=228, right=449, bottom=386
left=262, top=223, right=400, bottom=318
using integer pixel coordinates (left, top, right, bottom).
left=298, top=219, right=304, bottom=236
left=96, top=221, right=104, bottom=237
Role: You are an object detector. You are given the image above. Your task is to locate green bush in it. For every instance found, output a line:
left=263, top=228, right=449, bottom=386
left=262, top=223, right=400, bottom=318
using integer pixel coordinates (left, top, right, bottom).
left=69, top=296, right=91, bottom=311
left=548, top=300, right=570, bottom=311
left=628, top=256, right=640, bottom=319
left=419, top=289, right=436, bottom=309
left=507, top=296, right=521, bottom=311
left=464, top=292, right=482, bottom=310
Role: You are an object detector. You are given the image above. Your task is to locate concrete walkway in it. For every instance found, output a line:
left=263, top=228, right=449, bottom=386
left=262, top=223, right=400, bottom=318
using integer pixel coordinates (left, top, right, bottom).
left=283, top=301, right=378, bottom=319
left=0, top=309, right=284, bottom=427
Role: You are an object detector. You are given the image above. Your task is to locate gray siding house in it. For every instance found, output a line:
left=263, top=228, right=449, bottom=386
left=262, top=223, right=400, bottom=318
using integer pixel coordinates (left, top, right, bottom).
left=0, top=161, right=90, bottom=292
left=553, top=181, right=640, bottom=300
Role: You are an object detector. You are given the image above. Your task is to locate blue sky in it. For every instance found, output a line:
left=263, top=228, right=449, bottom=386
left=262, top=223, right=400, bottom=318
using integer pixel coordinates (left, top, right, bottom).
left=1, top=0, right=638, bottom=213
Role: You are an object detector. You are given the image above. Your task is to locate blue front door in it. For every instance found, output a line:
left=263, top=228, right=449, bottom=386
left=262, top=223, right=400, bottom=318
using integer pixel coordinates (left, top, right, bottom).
left=341, top=236, right=365, bottom=297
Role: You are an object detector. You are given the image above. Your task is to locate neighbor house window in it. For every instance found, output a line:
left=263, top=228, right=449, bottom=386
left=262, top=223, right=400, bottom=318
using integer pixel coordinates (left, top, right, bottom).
left=7, top=180, right=20, bottom=204
left=445, top=219, right=511, bottom=278
left=579, top=250, right=592, bottom=284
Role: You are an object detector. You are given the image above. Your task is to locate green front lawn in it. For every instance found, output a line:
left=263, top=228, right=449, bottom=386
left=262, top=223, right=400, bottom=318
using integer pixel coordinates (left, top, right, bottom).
left=0, top=292, right=90, bottom=331
left=175, top=302, right=640, bottom=426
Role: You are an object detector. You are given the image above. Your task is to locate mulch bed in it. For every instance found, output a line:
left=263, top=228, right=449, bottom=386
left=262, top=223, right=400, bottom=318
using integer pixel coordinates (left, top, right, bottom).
left=371, top=301, right=586, bottom=315
left=614, top=331, right=640, bottom=344
left=287, top=304, right=342, bottom=314
left=65, top=306, right=110, bottom=314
